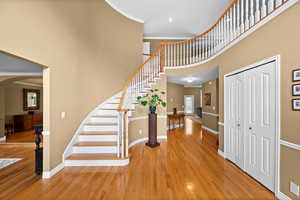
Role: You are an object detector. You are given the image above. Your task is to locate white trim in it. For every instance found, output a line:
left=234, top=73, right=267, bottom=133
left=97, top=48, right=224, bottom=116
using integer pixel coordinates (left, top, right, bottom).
left=42, top=162, right=64, bottom=179
left=144, top=36, right=193, bottom=40
left=165, top=0, right=299, bottom=70
left=0, top=72, right=42, bottom=76
left=42, top=131, right=50, bottom=136
left=218, top=122, right=224, bottom=126
left=14, top=81, right=42, bottom=87
left=167, top=111, right=184, bottom=115
left=105, top=0, right=144, bottom=24
left=184, top=95, right=195, bottom=114
left=280, top=140, right=300, bottom=151
left=277, top=192, right=292, bottom=200
left=224, top=55, right=281, bottom=195
left=129, top=115, right=167, bottom=122
left=202, top=126, right=219, bottom=134
left=0, top=136, right=6, bottom=142
left=202, top=112, right=219, bottom=117
left=128, top=135, right=167, bottom=148
left=218, top=149, right=225, bottom=158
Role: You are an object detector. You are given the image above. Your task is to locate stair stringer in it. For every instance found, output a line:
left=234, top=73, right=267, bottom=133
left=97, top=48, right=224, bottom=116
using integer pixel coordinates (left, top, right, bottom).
left=62, top=92, right=123, bottom=162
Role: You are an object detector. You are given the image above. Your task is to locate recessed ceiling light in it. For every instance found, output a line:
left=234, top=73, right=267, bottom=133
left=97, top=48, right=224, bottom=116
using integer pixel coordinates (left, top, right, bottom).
left=168, top=17, right=173, bottom=23
left=185, top=77, right=196, bottom=83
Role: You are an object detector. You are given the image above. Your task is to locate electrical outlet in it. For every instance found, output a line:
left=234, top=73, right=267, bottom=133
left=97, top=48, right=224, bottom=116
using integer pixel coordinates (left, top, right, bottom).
left=290, top=181, right=299, bottom=196
left=139, top=129, right=142, bottom=135
left=61, top=112, right=66, bottom=120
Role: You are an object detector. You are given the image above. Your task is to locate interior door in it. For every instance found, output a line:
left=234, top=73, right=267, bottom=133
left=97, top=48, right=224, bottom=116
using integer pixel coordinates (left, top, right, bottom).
left=244, top=61, right=276, bottom=192
left=225, top=74, right=244, bottom=169
left=184, top=95, right=194, bottom=114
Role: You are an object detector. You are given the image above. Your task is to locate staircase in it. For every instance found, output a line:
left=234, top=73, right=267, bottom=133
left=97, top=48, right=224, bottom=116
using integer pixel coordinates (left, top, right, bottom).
left=63, top=0, right=297, bottom=166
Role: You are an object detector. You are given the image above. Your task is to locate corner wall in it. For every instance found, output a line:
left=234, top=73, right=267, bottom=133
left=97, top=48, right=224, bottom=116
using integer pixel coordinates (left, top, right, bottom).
left=0, top=0, right=143, bottom=170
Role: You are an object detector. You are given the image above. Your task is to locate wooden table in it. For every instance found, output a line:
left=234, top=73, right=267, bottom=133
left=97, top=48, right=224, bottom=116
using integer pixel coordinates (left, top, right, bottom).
left=168, top=114, right=185, bottom=130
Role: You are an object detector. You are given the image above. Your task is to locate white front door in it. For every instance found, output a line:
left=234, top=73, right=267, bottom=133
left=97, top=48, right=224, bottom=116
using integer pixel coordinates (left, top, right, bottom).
left=184, top=95, right=194, bottom=114
left=244, top=61, right=276, bottom=192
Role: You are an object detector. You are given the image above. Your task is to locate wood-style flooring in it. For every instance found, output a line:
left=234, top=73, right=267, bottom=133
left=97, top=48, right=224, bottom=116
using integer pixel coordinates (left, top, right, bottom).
left=5, top=130, right=36, bottom=143
left=2, top=117, right=275, bottom=200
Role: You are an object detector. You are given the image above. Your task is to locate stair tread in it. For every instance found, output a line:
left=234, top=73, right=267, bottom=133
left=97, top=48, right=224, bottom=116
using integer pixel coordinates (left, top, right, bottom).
left=66, top=153, right=127, bottom=160
left=85, top=123, right=118, bottom=126
left=74, top=142, right=117, bottom=147
left=107, top=102, right=119, bottom=104
left=80, top=131, right=118, bottom=135
left=99, top=108, right=119, bottom=111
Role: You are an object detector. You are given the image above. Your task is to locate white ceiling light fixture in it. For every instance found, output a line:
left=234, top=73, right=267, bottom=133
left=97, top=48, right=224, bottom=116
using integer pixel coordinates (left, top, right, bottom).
left=168, top=17, right=173, bottom=23
left=185, top=77, right=196, bottom=83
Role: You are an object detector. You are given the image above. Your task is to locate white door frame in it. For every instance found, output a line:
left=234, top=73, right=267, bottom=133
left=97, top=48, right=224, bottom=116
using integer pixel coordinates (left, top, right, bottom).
left=184, top=95, right=195, bottom=114
left=224, top=55, right=280, bottom=196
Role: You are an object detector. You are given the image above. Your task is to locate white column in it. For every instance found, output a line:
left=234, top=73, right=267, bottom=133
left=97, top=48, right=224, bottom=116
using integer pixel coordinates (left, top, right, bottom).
left=245, top=0, right=250, bottom=30
left=250, top=0, right=255, bottom=26
left=255, top=0, right=261, bottom=23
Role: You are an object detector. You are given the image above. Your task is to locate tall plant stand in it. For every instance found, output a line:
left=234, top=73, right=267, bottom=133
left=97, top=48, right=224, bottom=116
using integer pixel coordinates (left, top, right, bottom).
left=146, top=113, right=160, bottom=147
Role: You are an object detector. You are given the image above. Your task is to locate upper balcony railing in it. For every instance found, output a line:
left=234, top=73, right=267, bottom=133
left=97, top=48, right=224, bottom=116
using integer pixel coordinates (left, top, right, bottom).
left=118, top=0, right=293, bottom=111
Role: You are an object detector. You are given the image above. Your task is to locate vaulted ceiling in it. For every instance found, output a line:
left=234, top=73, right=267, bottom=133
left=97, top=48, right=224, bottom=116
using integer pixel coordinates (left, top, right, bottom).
left=107, top=0, right=231, bottom=38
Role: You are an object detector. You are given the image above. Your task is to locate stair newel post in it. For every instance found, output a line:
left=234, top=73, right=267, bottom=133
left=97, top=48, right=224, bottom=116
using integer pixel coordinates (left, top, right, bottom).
left=124, top=110, right=129, bottom=157
left=117, top=111, right=121, bottom=158
left=120, top=111, right=125, bottom=158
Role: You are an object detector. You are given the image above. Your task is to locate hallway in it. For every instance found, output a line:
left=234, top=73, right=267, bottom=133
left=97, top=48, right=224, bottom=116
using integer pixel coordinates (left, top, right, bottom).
left=7, top=118, right=274, bottom=200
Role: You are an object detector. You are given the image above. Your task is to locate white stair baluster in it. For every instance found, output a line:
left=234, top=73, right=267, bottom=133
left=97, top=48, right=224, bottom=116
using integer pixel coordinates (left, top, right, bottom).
left=241, top=0, right=245, bottom=33
left=268, top=0, right=275, bottom=14
left=250, top=0, right=255, bottom=26
left=261, top=0, right=267, bottom=18
left=276, top=0, right=283, bottom=7
left=245, top=0, right=250, bottom=30
left=255, top=0, right=261, bottom=23
left=233, top=4, right=236, bottom=39
left=237, top=0, right=241, bottom=36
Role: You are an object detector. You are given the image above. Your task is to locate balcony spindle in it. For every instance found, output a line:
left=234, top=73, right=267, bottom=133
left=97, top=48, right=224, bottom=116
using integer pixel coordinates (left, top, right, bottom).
left=268, top=0, right=275, bottom=14
left=261, top=0, right=267, bottom=18
left=276, top=0, right=283, bottom=7
left=237, top=0, right=241, bottom=36
left=255, top=0, right=261, bottom=23
left=240, top=0, right=245, bottom=33
left=250, top=0, right=255, bottom=26
left=245, top=0, right=250, bottom=30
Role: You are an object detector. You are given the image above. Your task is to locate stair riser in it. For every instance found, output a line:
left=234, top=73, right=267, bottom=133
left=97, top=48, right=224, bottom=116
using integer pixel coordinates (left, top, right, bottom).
left=89, top=117, right=118, bottom=123
left=83, top=126, right=118, bottom=132
left=94, top=110, right=119, bottom=115
left=109, top=98, right=121, bottom=103
left=78, top=135, right=117, bottom=142
left=64, top=159, right=129, bottom=166
left=72, top=146, right=117, bottom=154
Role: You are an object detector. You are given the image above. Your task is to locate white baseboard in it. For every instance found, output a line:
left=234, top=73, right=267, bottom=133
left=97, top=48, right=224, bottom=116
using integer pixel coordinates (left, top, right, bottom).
left=0, top=136, right=6, bottom=142
left=202, top=126, right=219, bottom=134
left=277, top=192, right=293, bottom=200
left=218, top=149, right=225, bottom=158
left=42, top=162, right=64, bottom=179
left=129, top=135, right=167, bottom=148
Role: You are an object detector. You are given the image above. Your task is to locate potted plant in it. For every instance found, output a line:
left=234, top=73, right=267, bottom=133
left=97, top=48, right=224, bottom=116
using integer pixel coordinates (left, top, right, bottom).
left=137, top=89, right=166, bottom=147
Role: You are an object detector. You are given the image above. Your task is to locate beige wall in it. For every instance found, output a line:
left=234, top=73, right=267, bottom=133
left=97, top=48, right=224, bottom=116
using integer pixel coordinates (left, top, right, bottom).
left=3, top=84, right=43, bottom=118
left=167, top=82, right=184, bottom=113
left=0, top=0, right=143, bottom=170
left=129, top=75, right=167, bottom=144
left=165, top=3, right=300, bottom=199
left=0, top=87, right=4, bottom=137
left=201, top=79, right=219, bottom=132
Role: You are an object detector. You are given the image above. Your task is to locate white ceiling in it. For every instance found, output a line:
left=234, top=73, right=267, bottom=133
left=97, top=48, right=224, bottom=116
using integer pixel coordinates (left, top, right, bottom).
left=167, top=66, right=219, bottom=87
left=107, top=0, right=231, bottom=38
left=0, top=52, right=42, bottom=75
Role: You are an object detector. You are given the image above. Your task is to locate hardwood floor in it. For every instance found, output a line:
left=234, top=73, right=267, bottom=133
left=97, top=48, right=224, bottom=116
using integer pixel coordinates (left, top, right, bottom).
left=5, top=130, right=36, bottom=143
left=0, top=143, right=40, bottom=200
left=3, top=117, right=275, bottom=200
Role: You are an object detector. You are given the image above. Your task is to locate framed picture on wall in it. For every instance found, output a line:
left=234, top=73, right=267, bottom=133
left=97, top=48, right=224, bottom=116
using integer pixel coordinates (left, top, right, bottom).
left=292, top=69, right=300, bottom=82
left=292, top=84, right=300, bottom=96
left=292, top=99, right=300, bottom=111
left=204, top=93, right=211, bottom=106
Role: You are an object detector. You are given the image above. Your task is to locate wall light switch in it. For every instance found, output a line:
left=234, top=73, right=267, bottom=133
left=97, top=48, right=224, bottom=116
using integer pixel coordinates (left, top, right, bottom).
left=213, top=106, right=216, bottom=110
left=61, top=112, right=66, bottom=120
left=290, top=181, right=300, bottom=196
left=170, top=98, right=174, bottom=102
left=139, top=129, right=142, bottom=135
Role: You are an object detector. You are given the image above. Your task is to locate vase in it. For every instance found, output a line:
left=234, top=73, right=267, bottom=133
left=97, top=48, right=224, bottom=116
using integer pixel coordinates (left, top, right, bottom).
left=149, top=106, right=157, bottom=114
